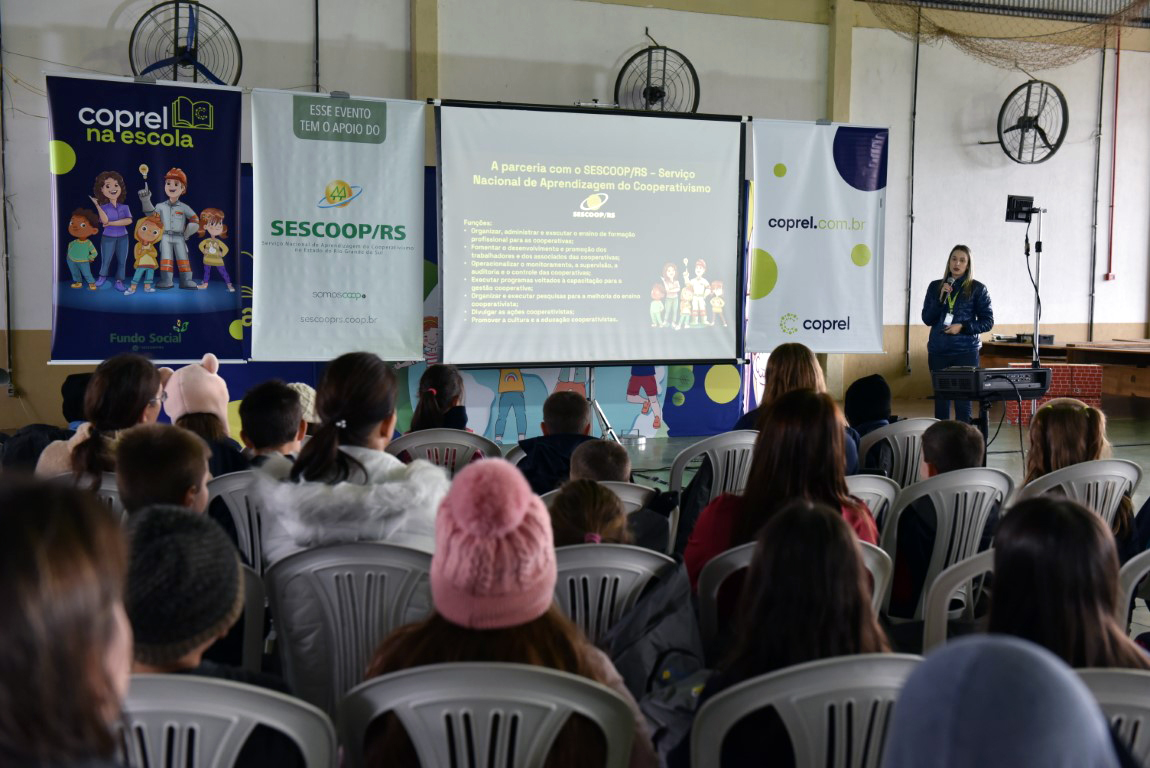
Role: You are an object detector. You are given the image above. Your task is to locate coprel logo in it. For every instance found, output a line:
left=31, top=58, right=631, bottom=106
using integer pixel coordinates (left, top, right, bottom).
left=780, top=313, right=853, bottom=335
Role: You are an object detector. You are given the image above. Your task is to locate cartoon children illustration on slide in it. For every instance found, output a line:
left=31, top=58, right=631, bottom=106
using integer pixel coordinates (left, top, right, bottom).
left=493, top=368, right=527, bottom=443
left=139, top=166, right=198, bottom=290
left=196, top=208, right=234, bottom=292
left=709, top=280, right=727, bottom=327
left=626, top=365, right=663, bottom=429
left=679, top=283, right=694, bottom=329
left=124, top=214, right=163, bottom=295
left=88, top=171, right=132, bottom=292
left=650, top=283, right=666, bottom=328
left=65, top=209, right=100, bottom=290
left=685, top=258, right=711, bottom=327
left=660, top=261, right=681, bottom=329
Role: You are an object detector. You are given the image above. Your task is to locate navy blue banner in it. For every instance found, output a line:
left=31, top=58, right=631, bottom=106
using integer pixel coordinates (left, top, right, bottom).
left=47, top=75, right=242, bottom=362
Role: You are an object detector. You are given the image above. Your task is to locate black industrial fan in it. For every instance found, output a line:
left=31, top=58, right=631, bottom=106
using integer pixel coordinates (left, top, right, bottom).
left=129, top=1, right=242, bottom=86
left=614, top=31, right=700, bottom=113
left=996, top=80, right=1067, bottom=164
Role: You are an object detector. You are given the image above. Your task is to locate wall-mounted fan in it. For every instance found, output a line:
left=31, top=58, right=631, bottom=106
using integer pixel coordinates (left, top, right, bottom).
left=996, top=80, right=1067, bottom=164
left=129, top=1, right=242, bottom=86
left=614, top=30, right=700, bottom=113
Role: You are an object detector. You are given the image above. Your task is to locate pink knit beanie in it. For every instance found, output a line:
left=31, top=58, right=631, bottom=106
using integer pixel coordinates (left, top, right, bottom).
left=162, top=353, right=231, bottom=437
left=431, top=459, right=556, bottom=629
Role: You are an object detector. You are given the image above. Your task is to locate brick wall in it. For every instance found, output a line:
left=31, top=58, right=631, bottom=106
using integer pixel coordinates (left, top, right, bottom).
left=1004, top=363, right=1103, bottom=425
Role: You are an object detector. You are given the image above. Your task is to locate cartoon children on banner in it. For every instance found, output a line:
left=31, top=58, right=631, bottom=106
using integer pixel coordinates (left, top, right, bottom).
left=197, top=208, right=234, bottom=292
left=626, top=365, right=663, bottom=430
left=139, top=166, right=198, bottom=290
left=88, top=171, right=133, bottom=292
left=125, top=214, right=163, bottom=295
left=493, top=368, right=527, bottom=443
left=64, top=209, right=100, bottom=290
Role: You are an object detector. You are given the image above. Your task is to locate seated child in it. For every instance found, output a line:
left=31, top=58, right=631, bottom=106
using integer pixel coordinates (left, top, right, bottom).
left=163, top=353, right=249, bottom=477
left=115, top=423, right=212, bottom=516
left=126, top=506, right=302, bottom=767
left=239, top=380, right=306, bottom=480
left=550, top=479, right=633, bottom=547
left=516, top=390, right=596, bottom=494
left=887, top=419, right=987, bottom=619
left=409, top=364, right=468, bottom=432
left=569, top=440, right=673, bottom=553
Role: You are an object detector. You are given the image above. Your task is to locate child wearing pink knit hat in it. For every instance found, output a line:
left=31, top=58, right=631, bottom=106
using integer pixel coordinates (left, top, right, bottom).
left=162, top=352, right=248, bottom=478
left=365, top=459, right=658, bottom=768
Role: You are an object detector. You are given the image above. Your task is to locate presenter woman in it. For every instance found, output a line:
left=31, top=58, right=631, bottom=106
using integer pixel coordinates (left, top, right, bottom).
left=922, top=245, right=994, bottom=422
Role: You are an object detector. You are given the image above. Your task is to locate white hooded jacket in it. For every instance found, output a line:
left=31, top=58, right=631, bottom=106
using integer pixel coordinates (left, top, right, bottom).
left=258, top=445, right=450, bottom=568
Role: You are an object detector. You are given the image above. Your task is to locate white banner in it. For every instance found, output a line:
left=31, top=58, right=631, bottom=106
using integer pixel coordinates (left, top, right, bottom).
left=251, top=91, right=424, bottom=360
left=745, top=121, right=887, bottom=353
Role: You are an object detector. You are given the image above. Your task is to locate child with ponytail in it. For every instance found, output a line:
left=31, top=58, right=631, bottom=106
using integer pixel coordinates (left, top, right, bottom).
left=259, top=352, right=451, bottom=567
left=409, top=364, right=467, bottom=432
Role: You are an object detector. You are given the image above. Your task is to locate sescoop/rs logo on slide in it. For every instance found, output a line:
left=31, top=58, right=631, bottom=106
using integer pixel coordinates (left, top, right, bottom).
left=573, top=193, right=615, bottom=218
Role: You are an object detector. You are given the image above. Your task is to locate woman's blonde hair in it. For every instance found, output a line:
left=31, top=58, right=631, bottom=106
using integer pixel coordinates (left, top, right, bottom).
left=761, top=343, right=825, bottom=410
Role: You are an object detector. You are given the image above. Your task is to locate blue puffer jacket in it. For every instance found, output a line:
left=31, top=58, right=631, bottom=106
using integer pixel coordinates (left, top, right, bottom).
left=921, top=277, right=994, bottom=355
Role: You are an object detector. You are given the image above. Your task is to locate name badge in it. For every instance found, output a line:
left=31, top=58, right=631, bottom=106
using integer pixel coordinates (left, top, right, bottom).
left=943, top=312, right=954, bottom=325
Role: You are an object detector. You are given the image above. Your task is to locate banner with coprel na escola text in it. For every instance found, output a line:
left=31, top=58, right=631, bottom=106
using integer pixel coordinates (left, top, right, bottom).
left=745, top=120, right=887, bottom=354
left=47, top=74, right=242, bottom=363
left=250, top=90, right=424, bottom=361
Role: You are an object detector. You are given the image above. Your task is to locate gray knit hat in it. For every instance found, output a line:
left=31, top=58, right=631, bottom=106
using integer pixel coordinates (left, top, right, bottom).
left=126, top=505, right=243, bottom=666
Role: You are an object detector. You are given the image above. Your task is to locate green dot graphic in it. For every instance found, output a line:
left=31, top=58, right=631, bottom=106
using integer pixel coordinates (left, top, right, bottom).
left=749, top=249, right=778, bottom=300
left=773, top=163, right=787, bottom=178
left=851, top=244, right=872, bottom=267
left=671, top=392, right=686, bottom=407
left=49, top=140, right=76, bottom=175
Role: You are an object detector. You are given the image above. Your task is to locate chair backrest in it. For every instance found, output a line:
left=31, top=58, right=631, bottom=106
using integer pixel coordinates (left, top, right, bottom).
left=385, top=428, right=501, bottom=476
left=846, top=474, right=902, bottom=535
left=691, top=654, right=921, bottom=768
left=59, top=471, right=126, bottom=519
left=698, top=540, right=891, bottom=655
left=120, top=674, right=336, bottom=768
left=881, top=467, right=1013, bottom=620
left=207, top=470, right=263, bottom=574
left=264, top=542, right=433, bottom=718
left=668, top=430, right=759, bottom=544
left=1077, top=668, right=1150, bottom=766
left=599, top=480, right=657, bottom=513
left=1018, top=459, right=1143, bottom=528
left=504, top=444, right=526, bottom=466
left=857, top=418, right=938, bottom=488
left=239, top=564, right=265, bottom=674
left=921, top=549, right=995, bottom=652
left=553, top=543, right=674, bottom=643
left=339, top=663, right=635, bottom=768
left=697, top=542, right=756, bottom=655
left=859, top=541, right=893, bottom=613
left=1118, top=548, right=1150, bottom=626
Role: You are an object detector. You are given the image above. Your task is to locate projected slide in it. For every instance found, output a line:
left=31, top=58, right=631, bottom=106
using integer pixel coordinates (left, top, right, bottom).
left=439, top=105, right=742, bottom=366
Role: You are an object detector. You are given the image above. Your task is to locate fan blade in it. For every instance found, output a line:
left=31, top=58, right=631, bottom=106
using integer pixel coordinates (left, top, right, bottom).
left=139, top=56, right=182, bottom=77
left=1002, top=125, right=1022, bottom=134
left=190, top=58, right=226, bottom=86
left=1034, top=126, right=1054, bottom=151
left=186, top=3, right=198, bottom=50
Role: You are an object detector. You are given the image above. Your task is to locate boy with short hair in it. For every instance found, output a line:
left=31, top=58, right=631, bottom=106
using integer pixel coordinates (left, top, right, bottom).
left=239, top=380, right=306, bottom=479
left=116, top=423, right=212, bottom=515
left=569, top=438, right=631, bottom=483
left=516, top=390, right=595, bottom=494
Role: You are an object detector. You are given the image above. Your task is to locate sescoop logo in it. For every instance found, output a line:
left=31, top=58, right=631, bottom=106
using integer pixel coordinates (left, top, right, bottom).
left=317, top=179, right=364, bottom=208
left=573, top=192, right=615, bottom=218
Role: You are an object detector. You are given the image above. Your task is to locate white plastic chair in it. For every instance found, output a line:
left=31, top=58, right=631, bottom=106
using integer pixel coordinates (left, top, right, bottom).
left=541, top=481, right=672, bottom=554
left=690, top=654, right=922, bottom=768
left=386, top=428, right=501, bottom=477
left=239, top=564, right=265, bottom=674
left=340, top=663, right=635, bottom=768
left=696, top=542, right=756, bottom=658
left=1077, top=668, right=1150, bottom=766
left=1117, top=548, right=1150, bottom=626
left=504, top=444, right=526, bottom=466
left=881, top=467, right=1013, bottom=621
left=264, top=542, right=433, bottom=718
left=697, top=540, right=891, bottom=656
left=857, top=418, right=938, bottom=488
left=1017, top=459, right=1143, bottom=529
left=921, top=550, right=995, bottom=652
left=208, top=470, right=264, bottom=574
left=553, top=543, right=674, bottom=643
left=846, top=474, right=901, bottom=535
left=57, top=471, right=125, bottom=519
left=120, top=674, right=336, bottom=768
left=668, top=430, right=759, bottom=546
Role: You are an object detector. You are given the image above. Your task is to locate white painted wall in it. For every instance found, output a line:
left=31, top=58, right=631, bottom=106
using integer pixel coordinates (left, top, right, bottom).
left=853, top=26, right=1150, bottom=330
left=2, top=2, right=1145, bottom=338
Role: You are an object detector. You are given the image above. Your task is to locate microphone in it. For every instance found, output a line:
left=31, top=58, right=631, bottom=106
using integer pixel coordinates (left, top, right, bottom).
left=940, top=275, right=955, bottom=301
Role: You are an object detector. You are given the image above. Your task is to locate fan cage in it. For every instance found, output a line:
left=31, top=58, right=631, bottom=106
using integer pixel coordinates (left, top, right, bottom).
left=614, top=46, right=701, bottom=114
left=129, top=1, right=242, bottom=86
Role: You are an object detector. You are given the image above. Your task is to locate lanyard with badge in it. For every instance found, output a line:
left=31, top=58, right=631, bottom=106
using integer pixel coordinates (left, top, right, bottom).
left=943, top=286, right=958, bottom=326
